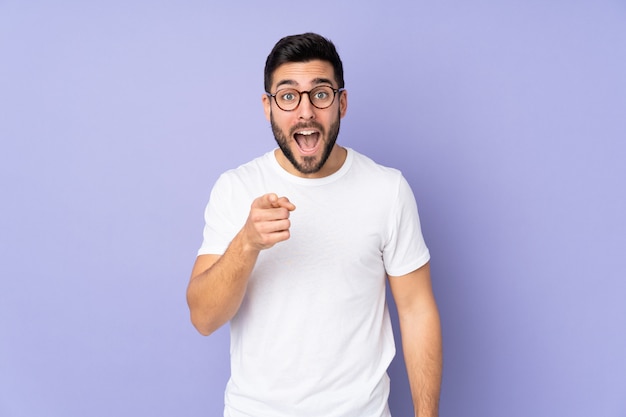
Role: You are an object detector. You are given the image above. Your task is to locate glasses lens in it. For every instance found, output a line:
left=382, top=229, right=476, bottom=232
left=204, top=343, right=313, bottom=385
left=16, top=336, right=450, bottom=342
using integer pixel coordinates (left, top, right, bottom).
left=275, top=89, right=300, bottom=111
left=309, top=86, right=335, bottom=109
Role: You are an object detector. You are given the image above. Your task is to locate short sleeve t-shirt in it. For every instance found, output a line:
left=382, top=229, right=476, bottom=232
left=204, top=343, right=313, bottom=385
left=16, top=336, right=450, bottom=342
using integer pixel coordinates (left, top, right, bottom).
left=198, top=148, right=430, bottom=417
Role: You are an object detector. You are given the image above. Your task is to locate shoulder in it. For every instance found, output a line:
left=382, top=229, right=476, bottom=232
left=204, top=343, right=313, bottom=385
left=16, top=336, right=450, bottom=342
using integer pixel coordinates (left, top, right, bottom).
left=206, top=151, right=275, bottom=204
left=345, top=149, right=419, bottom=210
left=347, top=148, right=404, bottom=185
left=220, top=151, right=274, bottom=180
left=213, top=151, right=274, bottom=188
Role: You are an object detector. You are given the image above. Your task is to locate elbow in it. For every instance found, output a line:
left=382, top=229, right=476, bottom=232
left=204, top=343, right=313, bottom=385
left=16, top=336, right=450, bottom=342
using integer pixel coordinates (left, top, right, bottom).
left=189, top=311, right=221, bottom=336
left=186, top=289, right=235, bottom=336
left=187, top=294, right=220, bottom=336
left=195, top=326, right=213, bottom=337
left=190, top=319, right=215, bottom=336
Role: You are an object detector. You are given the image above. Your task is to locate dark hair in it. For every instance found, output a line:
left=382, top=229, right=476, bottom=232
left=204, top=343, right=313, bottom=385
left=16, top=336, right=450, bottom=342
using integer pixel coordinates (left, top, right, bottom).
left=264, top=32, right=345, bottom=92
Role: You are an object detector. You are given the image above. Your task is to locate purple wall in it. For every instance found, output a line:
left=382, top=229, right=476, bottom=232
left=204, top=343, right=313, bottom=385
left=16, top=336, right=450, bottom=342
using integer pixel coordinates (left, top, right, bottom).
left=1, top=1, right=625, bottom=416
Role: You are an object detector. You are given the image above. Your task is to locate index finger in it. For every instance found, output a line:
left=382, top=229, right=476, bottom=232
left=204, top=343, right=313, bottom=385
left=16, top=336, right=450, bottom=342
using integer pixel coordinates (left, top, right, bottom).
left=253, top=193, right=295, bottom=211
left=273, top=196, right=296, bottom=211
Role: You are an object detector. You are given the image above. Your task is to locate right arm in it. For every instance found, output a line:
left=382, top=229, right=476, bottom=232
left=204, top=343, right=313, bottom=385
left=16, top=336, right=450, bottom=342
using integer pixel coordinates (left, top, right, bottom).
left=186, top=193, right=295, bottom=336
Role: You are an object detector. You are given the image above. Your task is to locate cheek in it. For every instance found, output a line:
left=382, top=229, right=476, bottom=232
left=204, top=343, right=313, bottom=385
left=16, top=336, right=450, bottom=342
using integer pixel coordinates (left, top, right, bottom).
left=273, top=113, right=295, bottom=132
left=270, top=113, right=292, bottom=137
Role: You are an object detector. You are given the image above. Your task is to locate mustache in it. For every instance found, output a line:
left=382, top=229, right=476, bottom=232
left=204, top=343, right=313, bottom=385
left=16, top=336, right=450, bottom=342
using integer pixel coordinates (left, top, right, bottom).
left=289, top=122, right=324, bottom=136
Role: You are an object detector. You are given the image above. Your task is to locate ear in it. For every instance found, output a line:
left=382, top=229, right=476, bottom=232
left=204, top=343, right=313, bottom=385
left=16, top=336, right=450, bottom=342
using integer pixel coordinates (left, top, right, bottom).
left=339, top=89, right=348, bottom=118
left=262, top=94, right=272, bottom=121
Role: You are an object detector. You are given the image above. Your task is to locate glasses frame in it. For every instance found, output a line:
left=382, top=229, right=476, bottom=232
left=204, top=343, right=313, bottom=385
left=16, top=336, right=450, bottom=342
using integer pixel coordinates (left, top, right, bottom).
left=267, top=85, right=345, bottom=112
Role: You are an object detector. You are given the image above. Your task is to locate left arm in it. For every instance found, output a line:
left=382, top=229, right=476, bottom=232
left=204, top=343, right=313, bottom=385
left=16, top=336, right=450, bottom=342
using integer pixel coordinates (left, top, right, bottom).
left=389, top=262, right=442, bottom=417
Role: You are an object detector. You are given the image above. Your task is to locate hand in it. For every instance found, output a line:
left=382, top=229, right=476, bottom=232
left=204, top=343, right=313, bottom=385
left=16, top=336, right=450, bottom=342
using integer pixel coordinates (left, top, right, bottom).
left=241, top=193, right=296, bottom=251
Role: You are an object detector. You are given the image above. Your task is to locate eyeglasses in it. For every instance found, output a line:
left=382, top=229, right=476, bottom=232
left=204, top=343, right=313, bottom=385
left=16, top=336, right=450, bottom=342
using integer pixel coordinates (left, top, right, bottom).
left=267, top=85, right=344, bottom=111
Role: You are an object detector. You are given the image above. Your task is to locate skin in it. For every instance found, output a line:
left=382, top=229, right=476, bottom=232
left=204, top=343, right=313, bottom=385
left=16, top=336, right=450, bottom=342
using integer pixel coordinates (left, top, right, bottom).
left=390, top=263, right=443, bottom=417
left=186, top=59, right=442, bottom=417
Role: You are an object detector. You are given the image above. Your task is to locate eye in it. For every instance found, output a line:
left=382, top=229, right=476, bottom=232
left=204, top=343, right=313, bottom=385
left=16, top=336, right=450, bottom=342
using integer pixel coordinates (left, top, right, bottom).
left=315, top=91, right=328, bottom=100
left=279, top=90, right=298, bottom=102
left=314, top=90, right=330, bottom=100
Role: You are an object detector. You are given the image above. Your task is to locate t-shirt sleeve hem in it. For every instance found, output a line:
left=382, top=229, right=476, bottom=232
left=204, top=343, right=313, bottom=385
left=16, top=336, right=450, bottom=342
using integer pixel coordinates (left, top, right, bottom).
left=386, top=251, right=431, bottom=277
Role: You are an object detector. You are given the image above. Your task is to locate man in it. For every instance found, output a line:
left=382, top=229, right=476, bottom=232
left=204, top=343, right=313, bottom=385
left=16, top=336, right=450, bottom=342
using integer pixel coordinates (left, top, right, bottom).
left=187, top=33, right=442, bottom=417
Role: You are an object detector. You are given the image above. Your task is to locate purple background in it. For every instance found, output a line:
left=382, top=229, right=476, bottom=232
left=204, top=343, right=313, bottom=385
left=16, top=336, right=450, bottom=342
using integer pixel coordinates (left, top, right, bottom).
left=1, top=1, right=625, bottom=416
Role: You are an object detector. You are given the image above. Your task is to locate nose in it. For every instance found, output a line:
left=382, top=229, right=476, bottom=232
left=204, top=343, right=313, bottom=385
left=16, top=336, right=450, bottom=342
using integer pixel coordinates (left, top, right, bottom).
left=297, top=92, right=315, bottom=119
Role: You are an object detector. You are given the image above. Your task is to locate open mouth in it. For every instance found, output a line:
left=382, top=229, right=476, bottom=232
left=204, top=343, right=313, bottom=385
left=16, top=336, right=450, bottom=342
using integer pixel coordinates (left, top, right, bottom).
left=293, top=129, right=321, bottom=155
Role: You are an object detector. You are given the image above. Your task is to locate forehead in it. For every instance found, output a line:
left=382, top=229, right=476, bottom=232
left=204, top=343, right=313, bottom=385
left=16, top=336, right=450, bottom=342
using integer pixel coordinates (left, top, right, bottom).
left=271, top=60, right=336, bottom=90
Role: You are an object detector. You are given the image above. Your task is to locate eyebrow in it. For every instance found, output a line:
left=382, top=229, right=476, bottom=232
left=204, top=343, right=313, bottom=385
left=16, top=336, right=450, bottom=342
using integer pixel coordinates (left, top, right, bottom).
left=275, top=77, right=335, bottom=90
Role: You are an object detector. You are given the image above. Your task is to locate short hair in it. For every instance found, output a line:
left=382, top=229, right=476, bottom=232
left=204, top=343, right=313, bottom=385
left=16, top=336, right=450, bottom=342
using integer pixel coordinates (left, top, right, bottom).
left=264, top=32, right=345, bottom=92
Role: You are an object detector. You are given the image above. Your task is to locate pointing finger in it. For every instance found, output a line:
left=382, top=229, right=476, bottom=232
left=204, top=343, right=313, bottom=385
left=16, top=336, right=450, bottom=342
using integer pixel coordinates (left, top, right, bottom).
left=275, top=196, right=296, bottom=211
left=252, top=193, right=279, bottom=209
left=254, top=193, right=295, bottom=211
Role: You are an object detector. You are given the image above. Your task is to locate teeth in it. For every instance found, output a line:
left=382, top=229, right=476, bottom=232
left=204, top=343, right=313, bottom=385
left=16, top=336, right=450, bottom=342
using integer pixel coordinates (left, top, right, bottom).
left=296, top=130, right=316, bottom=135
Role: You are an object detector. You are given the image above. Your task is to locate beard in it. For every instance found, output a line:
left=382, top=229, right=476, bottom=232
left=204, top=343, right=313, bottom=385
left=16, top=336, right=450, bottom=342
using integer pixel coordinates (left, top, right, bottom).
left=270, top=111, right=341, bottom=175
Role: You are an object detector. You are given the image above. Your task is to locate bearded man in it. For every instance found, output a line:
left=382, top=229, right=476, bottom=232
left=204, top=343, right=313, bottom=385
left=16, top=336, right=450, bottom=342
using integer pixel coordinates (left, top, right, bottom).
left=187, top=32, right=442, bottom=417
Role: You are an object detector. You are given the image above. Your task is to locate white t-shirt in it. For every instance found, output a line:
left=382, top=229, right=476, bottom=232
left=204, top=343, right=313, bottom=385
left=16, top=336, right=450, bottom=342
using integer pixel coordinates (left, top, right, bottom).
left=198, top=148, right=430, bottom=417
